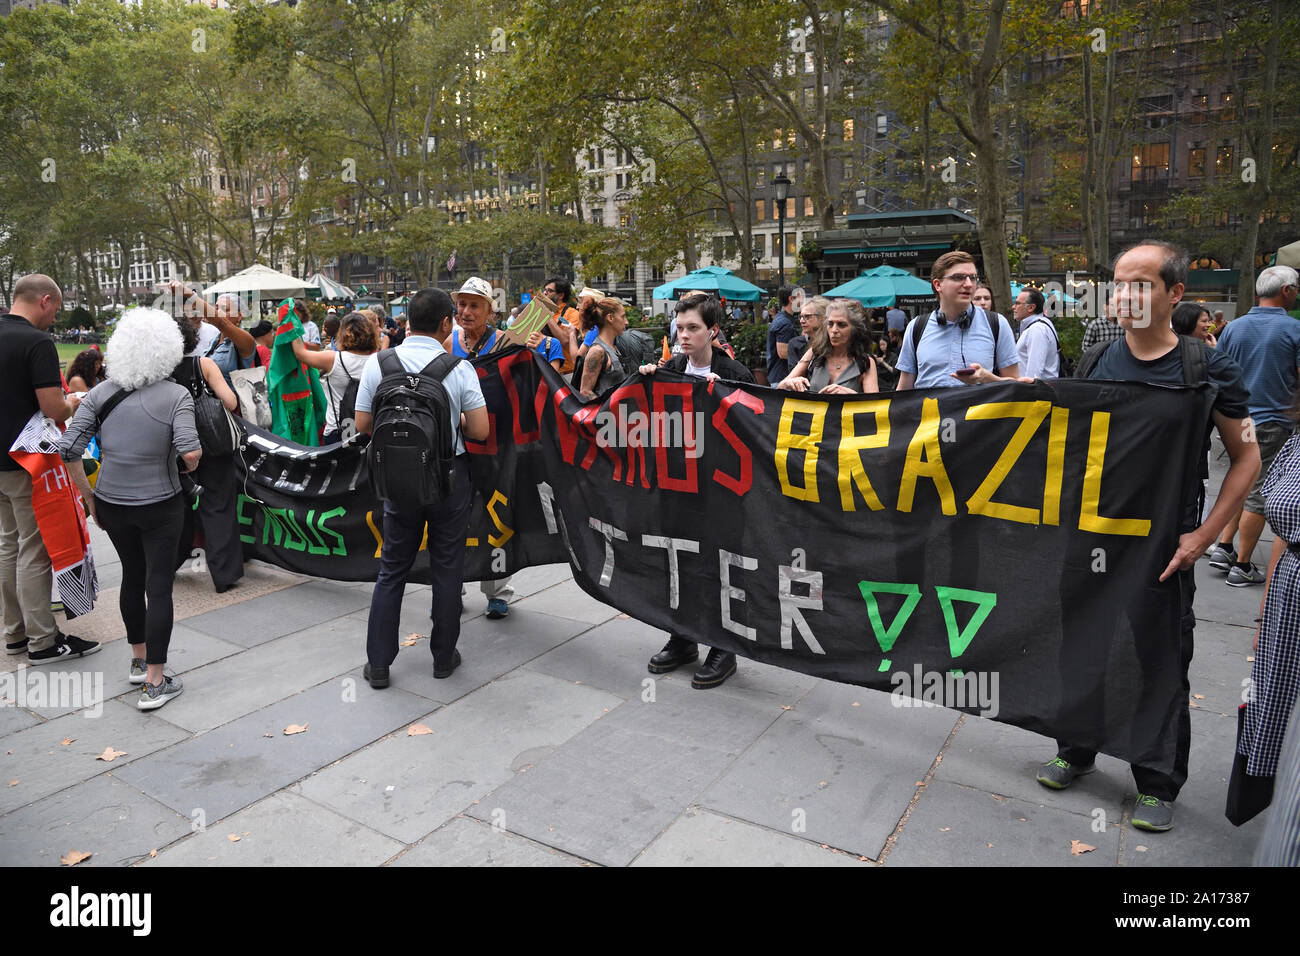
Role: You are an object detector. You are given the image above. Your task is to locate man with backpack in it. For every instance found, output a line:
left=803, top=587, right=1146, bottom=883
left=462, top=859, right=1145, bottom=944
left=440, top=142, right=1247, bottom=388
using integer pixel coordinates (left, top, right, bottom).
left=1036, top=240, right=1259, bottom=833
left=895, top=251, right=1020, bottom=389
left=353, top=288, right=489, bottom=688
left=1011, top=286, right=1062, bottom=379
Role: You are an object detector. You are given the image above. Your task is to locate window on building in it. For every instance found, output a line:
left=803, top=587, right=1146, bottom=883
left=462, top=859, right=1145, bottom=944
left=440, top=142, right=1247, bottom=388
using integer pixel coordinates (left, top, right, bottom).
left=753, top=234, right=766, bottom=259
left=219, top=174, right=227, bottom=191
left=1220, top=89, right=1235, bottom=120
left=258, top=206, right=265, bottom=219
left=843, top=118, right=854, bottom=141
left=787, top=129, right=798, bottom=149
left=271, top=183, right=278, bottom=198
left=755, top=199, right=765, bottom=221
left=1216, top=144, right=1233, bottom=176
left=756, top=168, right=765, bottom=187
left=620, top=214, right=631, bottom=228
left=774, top=129, right=783, bottom=151
left=597, top=148, right=605, bottom=167
left=1188, top=146, right=1205, bottom=177
left=1190, top=91, right=1208, bottom=124
left=1130, top=142, right=1169, bottom=181
left=804, top=52, right=814, bottom=73
left=804, top=196, right=814, bottom=217
left=785, top=233, right=797, bottom=256
left=712, top=237, right=724, bottom=262
left=785, top=197, right=796, bottom=218
left=724, top=235, right=738, bottom=260
left=876, top=114, right=887, bottom=138
left=257, top=186, right=264, bottom=200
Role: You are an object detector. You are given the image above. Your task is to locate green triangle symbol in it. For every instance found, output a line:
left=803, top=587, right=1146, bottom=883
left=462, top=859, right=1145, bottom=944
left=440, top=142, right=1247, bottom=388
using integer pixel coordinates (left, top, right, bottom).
left=857, top=581, right=923, bottom=655
left=934, top=586, right=998, bottom=659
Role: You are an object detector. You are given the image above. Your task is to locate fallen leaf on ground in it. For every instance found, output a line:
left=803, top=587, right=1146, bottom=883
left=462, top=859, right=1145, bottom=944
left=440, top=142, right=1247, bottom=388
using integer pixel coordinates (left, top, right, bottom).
left=986, top=842, right=995, bottom=847
left=1070, top=840, right=1096, bottom=856
left=1189, top=701, right=1200, bottom=708
left=227, top=834, right=240, bottom=843
left=400, top=634, right=421, bottom=646
left=939, top=827, right=950, bottom=832
left=60, top=850, right=92, bottom=866
left=95, top=747, right=126, bottom=762
left=262, top=733, right=272, bottom=738
left=617, top=613, right=630, bottom=619
left=149, top=849, right=157, bottom=858
left=60, top=738, right=75, bottom=747
left=1135, top=845, right=1148, bottom=852
left=283, top=723, right=308, bottom=735
left=781, top=705, right=793, bottom=710
left=1247, top=656, right=1255, bottom=662
left=1192, top=694, right=1205, bottom=700
left=407, top=724, right=433, bottom=736
left=7, top=779, right=17, bottom=787
left=851, top=701, right=860, bottom=707
left=1018, top=817, right=1028, bottom=822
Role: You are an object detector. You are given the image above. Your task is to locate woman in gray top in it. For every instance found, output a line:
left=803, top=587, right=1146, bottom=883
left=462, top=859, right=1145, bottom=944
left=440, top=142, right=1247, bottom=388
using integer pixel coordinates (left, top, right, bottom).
left=577, top=296, right=629, bottom=400
left=60, top=308, right=201, bottom=711
left=780, top=298, right=879, bottom=394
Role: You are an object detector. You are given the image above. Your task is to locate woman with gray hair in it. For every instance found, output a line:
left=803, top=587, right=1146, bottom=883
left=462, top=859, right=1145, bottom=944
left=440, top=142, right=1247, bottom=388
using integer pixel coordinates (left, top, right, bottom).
left=59, top=308, right=201, bottom=710
left=779, top=298, right=879, bottom=394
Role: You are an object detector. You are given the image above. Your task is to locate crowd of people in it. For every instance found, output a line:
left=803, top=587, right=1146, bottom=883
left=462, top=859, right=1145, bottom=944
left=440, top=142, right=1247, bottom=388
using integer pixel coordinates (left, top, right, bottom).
left=3, top=244, right=1300, bottom=854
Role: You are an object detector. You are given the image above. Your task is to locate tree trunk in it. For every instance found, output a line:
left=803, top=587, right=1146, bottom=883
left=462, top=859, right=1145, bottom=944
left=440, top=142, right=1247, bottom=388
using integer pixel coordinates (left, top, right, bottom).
left=1234, top=0, right=1280, bottom=307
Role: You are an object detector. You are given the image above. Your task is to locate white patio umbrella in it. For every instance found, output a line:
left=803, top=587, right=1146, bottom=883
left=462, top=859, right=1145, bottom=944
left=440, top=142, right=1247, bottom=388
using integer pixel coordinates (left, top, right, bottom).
left=304, top=272, right=357, bottom=301
left=1274, top=239, right=1300, bottom=270
left=204, top=264, right=307, bottom=300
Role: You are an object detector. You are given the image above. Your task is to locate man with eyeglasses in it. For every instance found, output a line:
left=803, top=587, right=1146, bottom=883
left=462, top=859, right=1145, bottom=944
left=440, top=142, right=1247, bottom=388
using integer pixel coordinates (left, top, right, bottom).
left=541, top=277, right=580, bottom=376
left=896, top=251, right=1019, bottom=390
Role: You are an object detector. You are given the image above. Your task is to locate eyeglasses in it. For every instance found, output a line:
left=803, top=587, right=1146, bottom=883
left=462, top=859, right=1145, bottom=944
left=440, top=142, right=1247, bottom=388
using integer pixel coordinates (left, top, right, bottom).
left=944, top=273, right=979, bottom=284
left=543, top=287, right=557, bottom=295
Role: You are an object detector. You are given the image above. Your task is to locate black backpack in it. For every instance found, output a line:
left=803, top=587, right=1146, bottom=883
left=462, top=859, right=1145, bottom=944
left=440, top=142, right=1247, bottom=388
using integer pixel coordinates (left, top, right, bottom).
left=911, top=306, right=1002, bottom=361
left=615, top=328, right=657, bottom=373
left=366, top=350, right=461, bottom=509
left=333, top=353, right=363, bottom=434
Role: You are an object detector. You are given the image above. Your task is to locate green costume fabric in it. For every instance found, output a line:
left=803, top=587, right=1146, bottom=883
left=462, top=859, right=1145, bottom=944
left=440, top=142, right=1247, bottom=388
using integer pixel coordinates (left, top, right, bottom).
left=268, top=298, right=327, bottom=446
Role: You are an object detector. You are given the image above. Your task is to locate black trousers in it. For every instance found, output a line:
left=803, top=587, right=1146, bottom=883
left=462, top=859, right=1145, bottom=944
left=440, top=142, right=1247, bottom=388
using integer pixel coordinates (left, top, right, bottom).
left=366, top=456, right=472, bottom=667
left=194, top=454, right=244, bottom=591
left=96, top=493, right=185, bottom=665
left=1056, top=566, right=1196, bottom=801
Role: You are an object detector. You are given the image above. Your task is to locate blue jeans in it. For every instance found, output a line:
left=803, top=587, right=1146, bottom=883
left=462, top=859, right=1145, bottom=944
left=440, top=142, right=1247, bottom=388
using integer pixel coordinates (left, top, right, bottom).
left=365, top=456, right=472, bottom=667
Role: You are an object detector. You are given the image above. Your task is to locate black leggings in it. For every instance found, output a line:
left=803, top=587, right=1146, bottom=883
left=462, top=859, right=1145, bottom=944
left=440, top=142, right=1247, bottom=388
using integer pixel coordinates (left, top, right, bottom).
left=96, top=494, right=185, bottom=665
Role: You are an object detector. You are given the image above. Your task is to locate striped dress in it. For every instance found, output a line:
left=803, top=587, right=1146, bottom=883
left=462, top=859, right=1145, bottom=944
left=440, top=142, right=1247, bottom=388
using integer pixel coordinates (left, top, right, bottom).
left=1242, top=432, right=1300, bottom=776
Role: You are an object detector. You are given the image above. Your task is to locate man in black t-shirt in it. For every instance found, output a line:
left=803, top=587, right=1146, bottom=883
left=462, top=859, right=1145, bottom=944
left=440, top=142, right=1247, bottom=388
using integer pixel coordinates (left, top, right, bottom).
left=0, top=275, right=100, bottom=664
left=1034, top=242, right=1259, bottom=833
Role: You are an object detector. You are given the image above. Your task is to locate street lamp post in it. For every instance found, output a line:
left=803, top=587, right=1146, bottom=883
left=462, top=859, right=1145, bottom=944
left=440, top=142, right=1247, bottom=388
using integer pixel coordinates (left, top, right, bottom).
left=773, top=174, right=792, bottom=289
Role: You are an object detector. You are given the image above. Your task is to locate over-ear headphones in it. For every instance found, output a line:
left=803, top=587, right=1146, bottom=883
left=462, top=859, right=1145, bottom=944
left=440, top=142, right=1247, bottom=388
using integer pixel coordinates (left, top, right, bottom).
left=936, top=309, right=973, bottom=330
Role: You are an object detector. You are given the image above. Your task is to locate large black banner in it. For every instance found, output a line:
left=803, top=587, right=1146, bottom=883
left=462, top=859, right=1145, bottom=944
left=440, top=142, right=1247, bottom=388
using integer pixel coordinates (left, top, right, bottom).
left=233, top=347, right=1215, bottom=775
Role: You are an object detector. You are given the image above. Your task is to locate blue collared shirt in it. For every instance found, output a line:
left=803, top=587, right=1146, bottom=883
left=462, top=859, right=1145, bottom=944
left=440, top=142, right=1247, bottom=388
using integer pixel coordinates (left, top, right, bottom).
left=896, top=305, right=1019, bottom=388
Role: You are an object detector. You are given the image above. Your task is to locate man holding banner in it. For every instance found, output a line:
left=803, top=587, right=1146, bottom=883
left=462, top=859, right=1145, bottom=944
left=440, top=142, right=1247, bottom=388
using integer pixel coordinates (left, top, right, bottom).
left=1038, top=240, right=1258, bottom=833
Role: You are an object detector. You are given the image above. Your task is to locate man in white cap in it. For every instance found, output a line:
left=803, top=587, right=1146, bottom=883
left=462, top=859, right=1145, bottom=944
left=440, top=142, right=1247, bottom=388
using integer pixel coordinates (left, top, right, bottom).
left=444, top=277, right=514, bottom=619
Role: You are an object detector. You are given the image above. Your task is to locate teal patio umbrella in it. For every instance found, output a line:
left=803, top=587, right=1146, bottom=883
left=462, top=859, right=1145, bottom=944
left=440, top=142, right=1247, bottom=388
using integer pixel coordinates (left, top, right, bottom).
left=652, top=267, right=764, bottom=302
left=823, top=266, right=935, bottom=307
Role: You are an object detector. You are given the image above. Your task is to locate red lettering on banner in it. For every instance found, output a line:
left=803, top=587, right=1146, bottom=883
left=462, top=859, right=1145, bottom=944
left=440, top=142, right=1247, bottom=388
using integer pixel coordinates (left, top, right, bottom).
left=608, top=383, right=651, bottom=488
left=499, top=350, right=541, bottom=445
left=713, top=389, right=765, bottom=496
left=653, top=381, right=698, bottom=494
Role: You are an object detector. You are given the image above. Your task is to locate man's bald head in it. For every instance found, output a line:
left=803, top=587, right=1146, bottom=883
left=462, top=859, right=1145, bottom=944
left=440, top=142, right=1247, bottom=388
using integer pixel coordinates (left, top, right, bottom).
left=12, top=274, right=63, bottom=330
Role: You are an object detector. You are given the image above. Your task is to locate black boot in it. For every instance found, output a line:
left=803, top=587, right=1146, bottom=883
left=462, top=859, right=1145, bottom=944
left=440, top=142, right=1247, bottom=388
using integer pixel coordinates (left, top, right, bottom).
left=692, top=648, right=737, bottom=689
left=648, top=635, right=698, bottom=674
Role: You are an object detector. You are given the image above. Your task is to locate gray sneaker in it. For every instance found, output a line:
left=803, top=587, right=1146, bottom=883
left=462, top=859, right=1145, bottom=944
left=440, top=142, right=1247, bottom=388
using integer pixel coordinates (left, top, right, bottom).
left=1226, top=563, right=1265, bottom=587
left=1206, top=544, right=1236, bottom=571
left=138, top=674, right=183, bottom=711
left=129, top=658, right=147, bottom=685
left=1132, top=794, right=1175, bottom=832
left=1035, top=756, right=1096, bottom=790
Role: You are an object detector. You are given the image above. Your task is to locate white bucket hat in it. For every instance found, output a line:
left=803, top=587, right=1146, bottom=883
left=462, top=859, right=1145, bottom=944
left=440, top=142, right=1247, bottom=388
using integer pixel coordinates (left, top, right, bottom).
left=454, top=277, right=494, bottom=305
